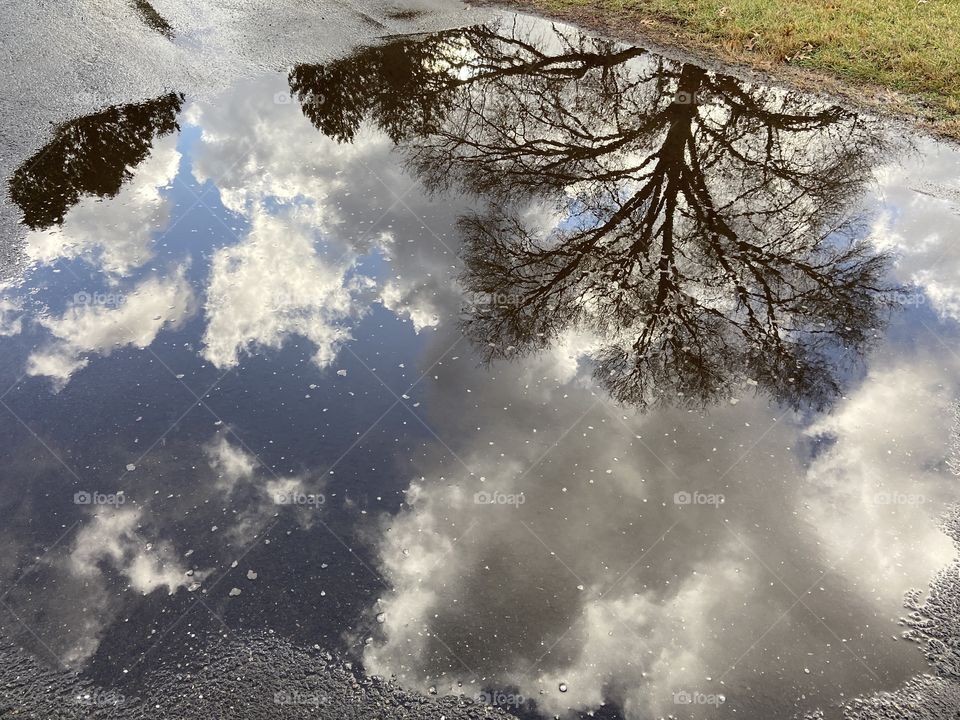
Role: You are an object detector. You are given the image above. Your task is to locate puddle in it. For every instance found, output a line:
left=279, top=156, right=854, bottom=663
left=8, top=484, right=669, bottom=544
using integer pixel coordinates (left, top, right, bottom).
left=2, top=12, right=960, bottom=720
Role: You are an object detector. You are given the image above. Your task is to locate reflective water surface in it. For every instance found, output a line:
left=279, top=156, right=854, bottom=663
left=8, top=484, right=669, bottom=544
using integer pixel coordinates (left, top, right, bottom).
left=3, top=14, right=960, bottom=720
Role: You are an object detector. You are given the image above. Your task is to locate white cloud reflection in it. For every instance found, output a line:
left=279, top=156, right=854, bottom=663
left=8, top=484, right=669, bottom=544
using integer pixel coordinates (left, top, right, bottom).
left=186, top=78, right=464, bottom=368
left=48, top=504, right=209, bottom=666
left=23, top=134, right=180, bottom=275
left=26, top=266, right=195, bottom=388
left=69, top=506, right=200, bottom=595
left=201, top=206, right=370, bottom=370
left=870, top=139, right=960, bottom=321
left=362, top=331, right=958, bottom=717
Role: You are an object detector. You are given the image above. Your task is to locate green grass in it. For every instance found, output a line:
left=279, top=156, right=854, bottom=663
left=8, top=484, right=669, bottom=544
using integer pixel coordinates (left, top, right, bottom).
left=528, top=0, right=960, bottom=132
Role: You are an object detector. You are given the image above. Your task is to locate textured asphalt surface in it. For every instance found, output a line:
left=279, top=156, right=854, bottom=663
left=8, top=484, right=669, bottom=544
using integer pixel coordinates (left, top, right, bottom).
left=0, top=631, right=513, bottom=718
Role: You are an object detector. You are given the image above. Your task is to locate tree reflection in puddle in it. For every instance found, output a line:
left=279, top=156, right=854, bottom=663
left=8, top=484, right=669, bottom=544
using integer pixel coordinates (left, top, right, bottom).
left=9, top=93, right=183, bottom=230
left=1, top=14, right=958, bottom=720
left=292, top=22, right=895, bottom=411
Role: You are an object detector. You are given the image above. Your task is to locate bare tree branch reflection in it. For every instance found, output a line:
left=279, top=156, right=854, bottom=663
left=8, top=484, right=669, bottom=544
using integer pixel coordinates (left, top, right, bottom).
left=295, top=22, right=893, bottom=410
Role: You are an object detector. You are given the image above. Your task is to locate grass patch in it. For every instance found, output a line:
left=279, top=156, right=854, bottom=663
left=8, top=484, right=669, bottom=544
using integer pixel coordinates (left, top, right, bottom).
left=523, top=0, right=960, bottom=130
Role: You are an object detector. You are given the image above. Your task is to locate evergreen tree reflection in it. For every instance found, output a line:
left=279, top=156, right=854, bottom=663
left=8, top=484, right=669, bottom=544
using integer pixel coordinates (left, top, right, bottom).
left=10, top=93, right=183, bottom=230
